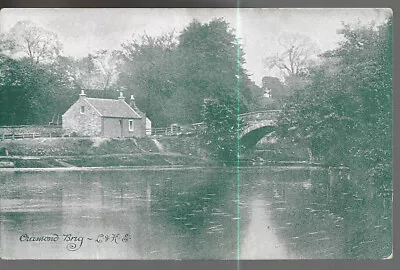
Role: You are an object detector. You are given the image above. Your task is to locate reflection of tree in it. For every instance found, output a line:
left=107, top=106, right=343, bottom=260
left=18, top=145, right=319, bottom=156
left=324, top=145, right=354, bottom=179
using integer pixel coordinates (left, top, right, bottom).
left=257, top=168, right=392, bottom=259
left=149, top=170, right=239, bottom=259
left=324, top=170, right=392, bottom=258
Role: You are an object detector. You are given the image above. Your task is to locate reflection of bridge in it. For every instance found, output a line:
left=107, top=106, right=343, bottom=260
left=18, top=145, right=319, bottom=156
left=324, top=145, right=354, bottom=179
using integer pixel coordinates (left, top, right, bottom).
left=152, top=110, right=281, bottom=149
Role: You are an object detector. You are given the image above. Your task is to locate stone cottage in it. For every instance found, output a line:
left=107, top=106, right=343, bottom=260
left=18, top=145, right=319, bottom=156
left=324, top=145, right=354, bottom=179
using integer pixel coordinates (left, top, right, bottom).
left=62, top=90, right=151, bottom=138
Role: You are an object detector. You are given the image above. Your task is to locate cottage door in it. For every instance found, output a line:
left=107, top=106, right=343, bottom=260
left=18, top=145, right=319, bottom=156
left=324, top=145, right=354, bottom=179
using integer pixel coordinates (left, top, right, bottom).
left=119, top=119, right=123, bottom=137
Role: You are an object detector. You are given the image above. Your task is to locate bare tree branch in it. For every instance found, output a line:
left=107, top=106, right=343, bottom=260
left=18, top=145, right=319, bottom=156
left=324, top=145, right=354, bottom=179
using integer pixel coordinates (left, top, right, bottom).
left=263, top=32, right=320, bottom=77
left=5, top=20, right=63, bottom=64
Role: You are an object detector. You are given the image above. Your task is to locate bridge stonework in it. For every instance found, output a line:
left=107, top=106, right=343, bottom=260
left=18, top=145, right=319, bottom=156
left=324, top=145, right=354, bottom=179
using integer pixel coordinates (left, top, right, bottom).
left=150, top=110, right=282, bottom=149
left=240, top=119, right=277, bottom=137
left=239, top=110, right=281, bottom=149
left=239, top=110, right=280, bottom=137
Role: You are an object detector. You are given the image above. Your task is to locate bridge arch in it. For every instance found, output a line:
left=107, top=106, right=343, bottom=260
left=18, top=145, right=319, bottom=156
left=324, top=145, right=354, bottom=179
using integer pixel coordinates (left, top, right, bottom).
left=238, top=110, right=280, bottom=150
left=240, top=125, right=276, bottom=149
left=149, top=110, right=282, bottom=150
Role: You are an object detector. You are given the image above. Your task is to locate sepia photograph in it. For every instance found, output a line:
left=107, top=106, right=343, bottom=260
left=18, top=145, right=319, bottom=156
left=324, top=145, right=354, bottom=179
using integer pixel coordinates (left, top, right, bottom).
left=0, top=8, right=393, bottom=259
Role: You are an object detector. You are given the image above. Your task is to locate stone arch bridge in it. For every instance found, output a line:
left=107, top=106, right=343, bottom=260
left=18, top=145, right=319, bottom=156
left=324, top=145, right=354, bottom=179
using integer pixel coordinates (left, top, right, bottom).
left=153, top=110, right=282, bottom=149
left=239, top=110, right=281, bottom=149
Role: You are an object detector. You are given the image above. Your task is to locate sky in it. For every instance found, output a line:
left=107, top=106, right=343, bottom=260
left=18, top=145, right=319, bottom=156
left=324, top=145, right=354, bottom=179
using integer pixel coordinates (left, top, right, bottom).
left=0, top=8, right=391, bottom=86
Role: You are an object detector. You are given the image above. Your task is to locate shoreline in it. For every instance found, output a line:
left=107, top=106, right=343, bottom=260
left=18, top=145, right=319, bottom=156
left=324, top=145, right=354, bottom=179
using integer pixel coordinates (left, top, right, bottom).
left=0, top=163, right=341, bottom=172
left=0, top=137, right=348, bottom=171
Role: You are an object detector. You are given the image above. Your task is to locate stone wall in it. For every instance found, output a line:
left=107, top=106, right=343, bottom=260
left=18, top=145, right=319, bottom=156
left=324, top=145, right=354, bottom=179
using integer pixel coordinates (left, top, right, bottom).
left=62, top=97, right=102, bottom=136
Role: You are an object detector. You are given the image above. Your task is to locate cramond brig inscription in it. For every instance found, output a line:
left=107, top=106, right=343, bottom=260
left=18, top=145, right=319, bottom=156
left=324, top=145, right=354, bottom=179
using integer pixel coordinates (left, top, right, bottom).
left=19, top=233, right=132, bottom=251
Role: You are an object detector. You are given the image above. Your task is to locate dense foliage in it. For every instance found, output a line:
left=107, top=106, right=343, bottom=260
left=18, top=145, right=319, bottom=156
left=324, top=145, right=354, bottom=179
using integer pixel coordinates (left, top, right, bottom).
left=276, top=18, right=392, bottom=190
left=0, top=18, right=263, bottom=127
left=0, top=55, right=79, bottom=124
left=116, top=19, right=262, bottom=126
left=199, top=98, right=243, bottom=164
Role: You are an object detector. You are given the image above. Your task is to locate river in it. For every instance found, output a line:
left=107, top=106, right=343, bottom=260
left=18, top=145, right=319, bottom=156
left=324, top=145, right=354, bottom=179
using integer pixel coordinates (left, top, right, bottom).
left=0, top=166, right=392, bottom=259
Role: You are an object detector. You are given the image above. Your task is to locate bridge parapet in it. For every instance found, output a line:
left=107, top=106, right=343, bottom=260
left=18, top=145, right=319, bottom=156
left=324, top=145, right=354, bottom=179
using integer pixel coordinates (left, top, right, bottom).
left=149, top=110, right=283, bottom=137
left=239, top=110, right=281, bottom=122
left=238, top=110, right=282, bottom=140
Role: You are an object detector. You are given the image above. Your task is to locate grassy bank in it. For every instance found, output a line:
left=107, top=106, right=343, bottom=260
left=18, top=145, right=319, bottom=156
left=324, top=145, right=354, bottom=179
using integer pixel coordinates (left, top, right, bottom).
left=0, top=136, right=209, bottom=168
left=0, top=137, right=160, bottom=156
left=0, top=135, right=312, bottom=168
left=1, top=153, right=207, bottom=168
left=157, top=135, right=310, bottom=161
left=156, top=135, right=207, bottom=157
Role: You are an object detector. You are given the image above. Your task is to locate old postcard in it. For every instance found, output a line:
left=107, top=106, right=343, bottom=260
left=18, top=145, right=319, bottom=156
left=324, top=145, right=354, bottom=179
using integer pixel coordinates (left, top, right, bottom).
left=0, top=8, right=392, bottom=259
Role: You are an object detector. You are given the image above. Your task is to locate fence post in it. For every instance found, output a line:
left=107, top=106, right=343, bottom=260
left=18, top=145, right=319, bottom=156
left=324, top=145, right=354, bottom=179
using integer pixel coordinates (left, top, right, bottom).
left=12, top=134, right=14, bottom=140
left=1, top=134, right=4, bottom=141
left=50, top=132, right=52, bottom=138
left=32, top=133, right=35, bottom=139
left=22, top=134, right=25, bottom=139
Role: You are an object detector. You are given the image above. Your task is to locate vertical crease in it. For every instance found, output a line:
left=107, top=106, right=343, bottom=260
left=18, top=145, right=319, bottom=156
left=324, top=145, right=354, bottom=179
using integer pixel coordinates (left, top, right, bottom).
left=235, top=5, right=241, bottom=268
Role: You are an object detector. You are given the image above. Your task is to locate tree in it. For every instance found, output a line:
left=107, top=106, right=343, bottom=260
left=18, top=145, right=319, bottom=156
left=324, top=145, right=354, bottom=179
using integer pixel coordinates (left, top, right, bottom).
left=262, top=33, right=319, bottom=102
left=171, top=18, right=257, bottom=124
left=260, top=76, right=284, bottom=109
left=0, top=35, right=77, bottom=125
left=0, top=57, right=66, bottom=124
left=0, top=33, right=14, bottom=54
left=115, top=18, right=260, bottom=127
left=75, top=50, right=120, bottom=91
left=264, top=33, right=320, bottom=78
left=116, top=32, right=178, bottom=126
left=5, top=20, right=62, bottom=64
left=46, top=56, right=82, bottom=114
left=276, top=18, right=392, bottom=189
left=199, top=97, right=244, bottom=164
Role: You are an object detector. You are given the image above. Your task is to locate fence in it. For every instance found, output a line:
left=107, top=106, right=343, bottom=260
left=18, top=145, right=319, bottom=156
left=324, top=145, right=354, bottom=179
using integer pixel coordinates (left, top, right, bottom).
left=0, top=131, right=66, bottom=141
left=0, top=125, right=64, bottom=141
left=0, top=126, right=184, bottom=140
left=151, top=126, right=187, bottom=136
left=1, top=111, right=281, bottom=139
left=150, top=123, right=205, bottom=136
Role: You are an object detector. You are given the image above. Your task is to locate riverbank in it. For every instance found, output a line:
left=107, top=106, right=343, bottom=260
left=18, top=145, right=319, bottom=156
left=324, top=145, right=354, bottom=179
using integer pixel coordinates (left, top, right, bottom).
left=0, top=137, right=160, bottom=156
left=0, top=164, right=331, bottom=173
left=0, top=137, right=213, bottom=168
left=0, top=135, right=315, bottom=169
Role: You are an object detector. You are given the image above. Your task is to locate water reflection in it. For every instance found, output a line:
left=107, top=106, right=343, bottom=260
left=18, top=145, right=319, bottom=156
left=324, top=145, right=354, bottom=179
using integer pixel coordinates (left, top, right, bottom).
left=0, top=167, right=392, bottom=259
left=240, top=198, right=292, bottom=259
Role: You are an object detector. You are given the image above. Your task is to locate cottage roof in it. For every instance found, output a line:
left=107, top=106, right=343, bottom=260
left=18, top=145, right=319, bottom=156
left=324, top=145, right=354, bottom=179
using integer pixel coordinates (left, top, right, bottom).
left=85, top=98, right=142, bottom=118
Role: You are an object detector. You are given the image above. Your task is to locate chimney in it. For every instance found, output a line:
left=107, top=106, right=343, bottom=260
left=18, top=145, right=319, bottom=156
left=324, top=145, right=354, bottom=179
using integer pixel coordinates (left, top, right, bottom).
left=118, top=91, right=125, bottom=100
left=79, top=89, right=86, bottom=98
left=129, top=95, right=136, bottom=108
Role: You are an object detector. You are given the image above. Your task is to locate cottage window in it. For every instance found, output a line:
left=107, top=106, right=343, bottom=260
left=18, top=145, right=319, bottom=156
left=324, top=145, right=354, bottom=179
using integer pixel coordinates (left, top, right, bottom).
left=129, top=120, right=134, bottom=131
left=80, top=106, right=85, bottom=114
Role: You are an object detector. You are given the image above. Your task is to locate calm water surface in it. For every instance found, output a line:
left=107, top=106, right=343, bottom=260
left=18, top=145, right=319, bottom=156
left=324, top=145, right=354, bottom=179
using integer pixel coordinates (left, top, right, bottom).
left=0, top=167, right=392, bottom=259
